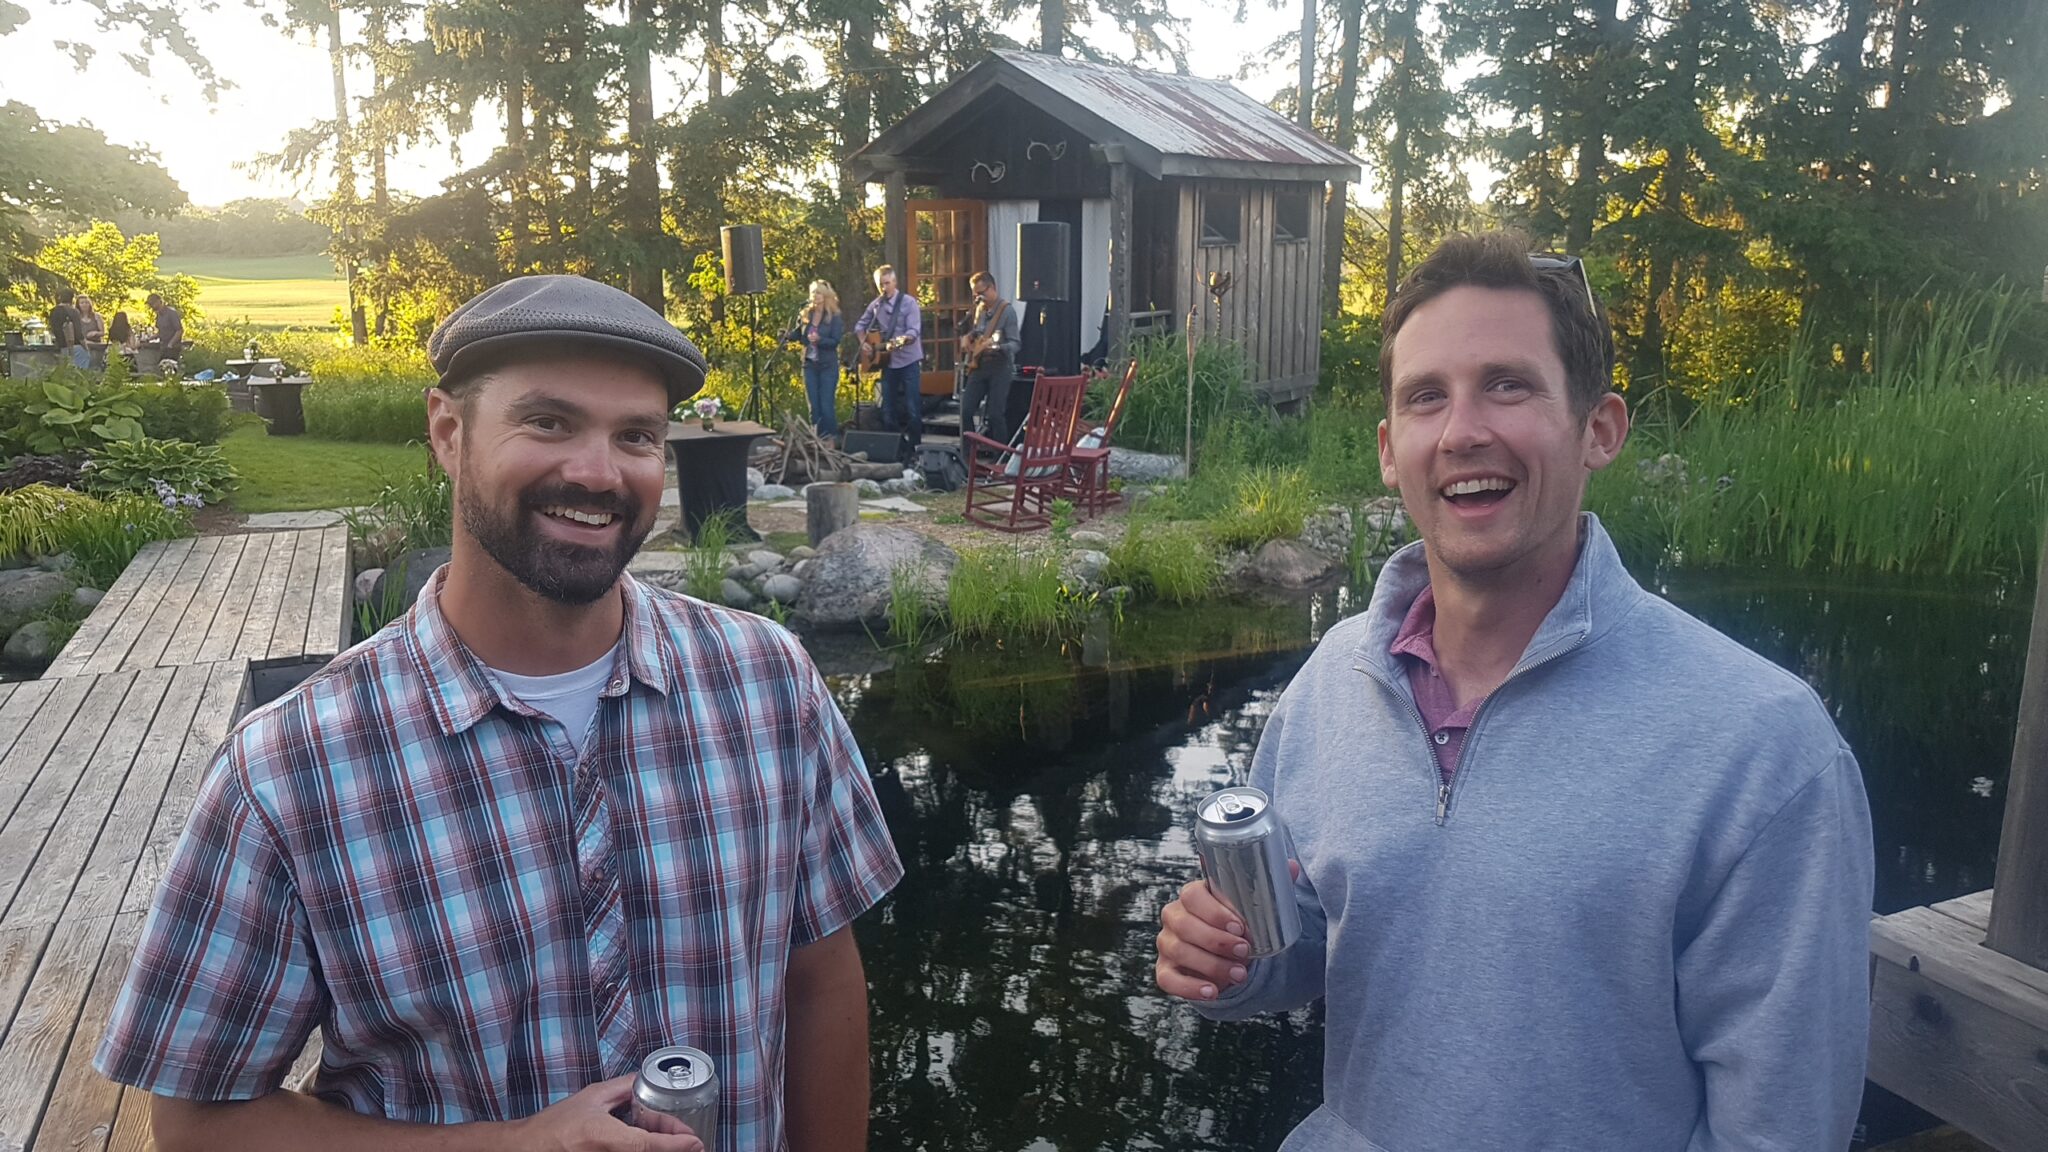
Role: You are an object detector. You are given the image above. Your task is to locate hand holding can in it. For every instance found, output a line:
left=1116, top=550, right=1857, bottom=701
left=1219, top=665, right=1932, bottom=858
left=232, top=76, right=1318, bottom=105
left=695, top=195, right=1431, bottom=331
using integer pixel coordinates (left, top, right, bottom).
left=632, top=1046, right=719, bottom=1152
left=1192, top=787, right=1301, bottom=959
left=1156, top=873, right=1254, bottom=1001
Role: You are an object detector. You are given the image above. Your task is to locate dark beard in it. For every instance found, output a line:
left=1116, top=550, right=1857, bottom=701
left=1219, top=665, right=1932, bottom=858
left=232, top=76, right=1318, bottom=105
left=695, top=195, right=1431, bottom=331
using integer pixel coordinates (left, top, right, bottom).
left=460, top=480, right=651, bottom=605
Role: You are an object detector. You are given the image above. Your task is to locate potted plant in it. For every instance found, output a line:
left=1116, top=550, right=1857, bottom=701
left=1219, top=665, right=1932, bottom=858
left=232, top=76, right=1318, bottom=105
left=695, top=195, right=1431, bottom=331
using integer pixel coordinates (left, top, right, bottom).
left=692, top=396, right=722, bottom=431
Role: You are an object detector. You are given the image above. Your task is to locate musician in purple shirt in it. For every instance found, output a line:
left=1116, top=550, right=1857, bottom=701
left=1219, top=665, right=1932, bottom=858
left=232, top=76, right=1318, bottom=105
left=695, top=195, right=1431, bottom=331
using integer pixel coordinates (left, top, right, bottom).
left=851, top=265, right=924, bottom=449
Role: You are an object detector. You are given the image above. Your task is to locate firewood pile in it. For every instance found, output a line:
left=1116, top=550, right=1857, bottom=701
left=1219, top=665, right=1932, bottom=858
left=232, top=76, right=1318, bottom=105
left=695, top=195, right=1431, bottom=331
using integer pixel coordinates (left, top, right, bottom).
left=752, top=415, right=906, bottom=486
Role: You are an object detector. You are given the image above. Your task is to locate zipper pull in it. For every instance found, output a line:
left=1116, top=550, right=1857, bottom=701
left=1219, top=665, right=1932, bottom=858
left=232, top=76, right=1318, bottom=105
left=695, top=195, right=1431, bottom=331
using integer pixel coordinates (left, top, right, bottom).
left=1435, top=782, right=1451, bottom=825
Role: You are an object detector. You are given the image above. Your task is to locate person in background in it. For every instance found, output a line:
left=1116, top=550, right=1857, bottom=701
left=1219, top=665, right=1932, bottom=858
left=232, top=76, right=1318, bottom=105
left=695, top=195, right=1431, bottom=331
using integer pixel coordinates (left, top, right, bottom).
left=74, top=293, right=105, bottom=343
left=97, top=274, right=903, bottom=1152
left=107, top=311, right=137, bottom=353
left=784, top=280, right=845, bottom=436
left=48, top=288, right=87, bottom=370
left=851, top=264, right=923, bottom=450
left=1155, top=231, right=1873, bottom=1151
left=957, top=271, right=1020, bottom=444
left=146, top=291, right=184, bottom=356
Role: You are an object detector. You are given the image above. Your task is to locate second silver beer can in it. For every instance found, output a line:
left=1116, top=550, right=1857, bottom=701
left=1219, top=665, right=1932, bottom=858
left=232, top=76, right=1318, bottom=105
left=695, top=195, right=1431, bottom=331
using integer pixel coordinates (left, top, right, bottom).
left=633, top=1044, right=719, bottom=1150
left=1192, top=785, right=1301, bottom=958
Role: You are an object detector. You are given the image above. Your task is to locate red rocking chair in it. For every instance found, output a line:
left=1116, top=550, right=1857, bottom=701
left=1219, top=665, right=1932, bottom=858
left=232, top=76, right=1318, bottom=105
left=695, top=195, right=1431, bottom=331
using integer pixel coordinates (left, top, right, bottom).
left=1065, top=359, right=1137, bottom=518
left=962, top=373, right=1088, bottom=533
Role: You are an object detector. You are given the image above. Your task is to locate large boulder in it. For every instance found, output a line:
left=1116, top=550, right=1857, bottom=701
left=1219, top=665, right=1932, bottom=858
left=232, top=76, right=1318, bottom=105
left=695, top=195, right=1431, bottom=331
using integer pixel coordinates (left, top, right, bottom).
left=1251, top=538, right=1337, bottom=589
left=1061, top=549, right=1111, bottom=591
left=3, top=619, right=63, bottom=669
left=367, top=547, right=452, bottom=612
left=1108, top=449, right=1184, bottom=482
left=745, top=467, right=766, bottom=496
left=754, top=483, right=796, bottom=501
left=0, top=569, right=74, bottom=636
left=71, top=587, right=105, bottom=611
left=798, top=523, right=957, bottom=628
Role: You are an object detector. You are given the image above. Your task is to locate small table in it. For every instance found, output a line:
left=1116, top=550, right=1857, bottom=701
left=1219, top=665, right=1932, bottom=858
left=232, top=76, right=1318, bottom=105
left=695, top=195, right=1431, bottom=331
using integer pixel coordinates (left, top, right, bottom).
left=668, top=420, right=775, bottom=543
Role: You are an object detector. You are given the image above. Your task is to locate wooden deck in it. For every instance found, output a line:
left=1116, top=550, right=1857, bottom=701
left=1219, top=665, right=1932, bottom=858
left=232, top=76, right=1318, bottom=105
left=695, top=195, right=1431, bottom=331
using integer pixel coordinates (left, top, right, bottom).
left=0, top=662, right=250, bottom=1152
left=43, top=529, right=351, bottom=699
left=1869, top=890, right=2048, bottom=1152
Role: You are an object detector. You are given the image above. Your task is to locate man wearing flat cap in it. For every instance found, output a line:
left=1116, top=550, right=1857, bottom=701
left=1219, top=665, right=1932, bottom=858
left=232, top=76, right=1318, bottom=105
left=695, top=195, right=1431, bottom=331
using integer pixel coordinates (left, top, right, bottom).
left=97, top=275, right=903, bottom=1152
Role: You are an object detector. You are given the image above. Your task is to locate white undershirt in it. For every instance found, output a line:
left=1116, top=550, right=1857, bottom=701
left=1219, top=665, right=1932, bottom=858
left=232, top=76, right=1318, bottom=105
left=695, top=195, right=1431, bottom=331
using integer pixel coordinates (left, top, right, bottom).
left=490, top=642, right=621, bottom=757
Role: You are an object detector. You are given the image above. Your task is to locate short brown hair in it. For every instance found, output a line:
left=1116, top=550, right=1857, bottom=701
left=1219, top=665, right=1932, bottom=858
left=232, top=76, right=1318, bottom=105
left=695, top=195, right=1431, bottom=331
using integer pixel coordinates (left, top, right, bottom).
left=873, top=264, right=896, bottom=284
left=1379, top=230, right=1616, bottom=418
left=970, top=270, right=995, bottom=291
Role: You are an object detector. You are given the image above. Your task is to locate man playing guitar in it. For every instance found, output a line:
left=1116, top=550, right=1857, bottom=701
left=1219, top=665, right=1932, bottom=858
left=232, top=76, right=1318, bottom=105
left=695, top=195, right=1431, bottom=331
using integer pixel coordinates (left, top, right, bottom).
left=852, top=264, right=925, bottom=449
left=958, top=271, right=1021, bottom=444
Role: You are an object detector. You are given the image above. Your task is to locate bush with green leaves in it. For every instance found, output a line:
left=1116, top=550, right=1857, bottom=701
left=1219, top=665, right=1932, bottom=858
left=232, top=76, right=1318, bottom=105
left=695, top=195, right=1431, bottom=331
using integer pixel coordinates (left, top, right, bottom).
left=1107, top=521, right=1218, bottom=604
left=127, top=381, right=229, bottom=445
left=82, top=437, right=237, bottom=502
left=16, top=378, right=144, bottom=456
left=304, top=379, right=429, bottom=443
left=1087, top=333, right=1259, bottom=455
left=0, top=483, right=189, bottom=583
left=343, top=459, right=452, bottom=567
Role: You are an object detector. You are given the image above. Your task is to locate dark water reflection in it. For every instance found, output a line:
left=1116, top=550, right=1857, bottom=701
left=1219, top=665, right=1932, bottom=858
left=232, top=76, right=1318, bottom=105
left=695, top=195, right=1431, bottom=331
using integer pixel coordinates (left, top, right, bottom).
left=825, top=570, right=2026, bottom=1151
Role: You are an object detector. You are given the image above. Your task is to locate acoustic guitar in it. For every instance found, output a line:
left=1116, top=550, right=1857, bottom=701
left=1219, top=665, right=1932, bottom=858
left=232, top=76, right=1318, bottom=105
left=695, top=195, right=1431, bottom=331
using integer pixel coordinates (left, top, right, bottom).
left=858, top=330, right=913, bottom=372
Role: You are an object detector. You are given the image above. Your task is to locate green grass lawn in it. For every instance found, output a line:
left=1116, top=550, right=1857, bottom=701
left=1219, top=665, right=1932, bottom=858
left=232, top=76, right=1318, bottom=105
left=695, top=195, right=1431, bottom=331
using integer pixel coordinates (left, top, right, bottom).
left=219, top=422, right=429, bottom=513
left=162, top=254, right=348, bottom=330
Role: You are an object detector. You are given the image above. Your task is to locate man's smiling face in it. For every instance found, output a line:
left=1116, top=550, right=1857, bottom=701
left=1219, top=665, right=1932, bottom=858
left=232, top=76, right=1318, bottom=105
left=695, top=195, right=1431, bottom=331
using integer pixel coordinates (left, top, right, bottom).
left=1378, top=284, right=1624, bottom=582
left=438, top=355, right=670, bottom=605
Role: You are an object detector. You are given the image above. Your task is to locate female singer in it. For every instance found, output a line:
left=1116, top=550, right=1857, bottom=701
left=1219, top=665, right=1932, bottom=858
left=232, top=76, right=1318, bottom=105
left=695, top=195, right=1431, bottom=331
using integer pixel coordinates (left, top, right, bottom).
left=784, top=280, right=845, bottom=436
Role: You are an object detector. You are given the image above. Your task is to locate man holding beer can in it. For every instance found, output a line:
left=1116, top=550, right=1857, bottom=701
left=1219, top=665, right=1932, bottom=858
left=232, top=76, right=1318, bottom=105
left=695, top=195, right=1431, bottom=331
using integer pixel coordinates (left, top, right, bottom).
left=96, top=276, right=904, bottom=1152
left=1156, top=233, right=1873, bottom=1150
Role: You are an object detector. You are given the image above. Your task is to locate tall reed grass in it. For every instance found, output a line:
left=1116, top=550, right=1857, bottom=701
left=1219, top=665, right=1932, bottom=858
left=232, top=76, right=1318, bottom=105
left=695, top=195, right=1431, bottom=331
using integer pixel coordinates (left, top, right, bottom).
left=947, top=546, right=1088, bottom=641
left=1593, top=289, right=2048, bottom=575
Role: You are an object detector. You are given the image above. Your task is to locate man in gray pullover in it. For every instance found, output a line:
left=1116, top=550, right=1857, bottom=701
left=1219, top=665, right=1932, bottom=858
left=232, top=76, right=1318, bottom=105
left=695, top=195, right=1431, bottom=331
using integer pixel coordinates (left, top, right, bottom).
left=1155, top=232, right=1874, bottom=1151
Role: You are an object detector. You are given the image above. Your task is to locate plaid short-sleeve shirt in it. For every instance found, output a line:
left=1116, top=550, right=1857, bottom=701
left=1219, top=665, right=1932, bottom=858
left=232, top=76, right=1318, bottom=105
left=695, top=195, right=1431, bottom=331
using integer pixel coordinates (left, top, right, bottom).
left=95, top=569, right=903, bottom=1150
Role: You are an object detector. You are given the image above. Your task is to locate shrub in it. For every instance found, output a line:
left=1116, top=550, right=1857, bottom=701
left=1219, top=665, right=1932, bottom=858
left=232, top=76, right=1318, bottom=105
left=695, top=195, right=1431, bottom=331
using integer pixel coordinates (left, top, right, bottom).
left=947, top=546, right=1088, bottom=641
left=304, top=379, right=429, bottom=443
left=127, top=381, right=230, bottom=444
left=342, top=460, right=452, bottom=566
left=1210, top=466, right=1315, bottom=549
left=0, top=484, right=190, bottom=583
left=12, top=376, right=145, bottom=456
left=1092, top=333, right=1260, bottom=455
left=1107, top=521, right=1218, bottom=604
left=82, top=437, right=237, bottom=502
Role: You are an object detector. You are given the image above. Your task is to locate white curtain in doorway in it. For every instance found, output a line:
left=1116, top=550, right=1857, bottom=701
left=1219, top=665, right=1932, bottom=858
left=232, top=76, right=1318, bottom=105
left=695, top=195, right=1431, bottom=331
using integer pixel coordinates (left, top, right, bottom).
left=1080, top=198, right=1110, bottom=358
left=987, top=200, right=1040, bottom=305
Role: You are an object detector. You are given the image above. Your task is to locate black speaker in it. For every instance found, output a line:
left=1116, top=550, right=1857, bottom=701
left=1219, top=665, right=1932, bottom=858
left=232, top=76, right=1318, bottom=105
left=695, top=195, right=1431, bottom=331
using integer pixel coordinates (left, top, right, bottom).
left=842, top=429, right=902, bottom=464
left=1016, top=221, right=1071, bottom=302
left=721, top=225, right=767, bottom=296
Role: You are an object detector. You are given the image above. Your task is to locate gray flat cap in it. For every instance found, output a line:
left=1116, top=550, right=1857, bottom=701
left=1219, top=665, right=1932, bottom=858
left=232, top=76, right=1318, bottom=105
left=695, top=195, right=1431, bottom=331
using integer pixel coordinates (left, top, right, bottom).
left=428, top=275, right=708, bottom=405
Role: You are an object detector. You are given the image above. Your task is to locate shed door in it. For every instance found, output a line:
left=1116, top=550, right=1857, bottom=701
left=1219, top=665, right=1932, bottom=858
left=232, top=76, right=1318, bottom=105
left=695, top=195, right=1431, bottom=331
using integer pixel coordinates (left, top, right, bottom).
left=903, top=199, right=987, bottom=395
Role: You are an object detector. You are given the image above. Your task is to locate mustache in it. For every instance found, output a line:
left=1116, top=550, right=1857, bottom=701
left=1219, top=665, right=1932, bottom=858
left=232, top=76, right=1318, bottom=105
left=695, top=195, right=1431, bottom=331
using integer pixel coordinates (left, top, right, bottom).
left=520, top=483, right=637, bottom=516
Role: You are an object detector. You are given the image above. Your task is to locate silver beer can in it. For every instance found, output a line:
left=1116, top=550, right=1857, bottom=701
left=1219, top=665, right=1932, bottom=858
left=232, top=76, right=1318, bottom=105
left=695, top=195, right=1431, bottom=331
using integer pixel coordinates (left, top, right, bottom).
left=1192, top=785, right=1301, bottom=958
left=632, top=1045, right=719, bottom=1149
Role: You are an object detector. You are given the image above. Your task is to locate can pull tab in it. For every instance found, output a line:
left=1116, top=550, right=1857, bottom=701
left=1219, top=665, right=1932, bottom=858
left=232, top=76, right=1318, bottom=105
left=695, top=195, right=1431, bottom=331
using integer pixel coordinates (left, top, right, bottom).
left=1218, top=797, right=1256, bottom=822
left=656, top=1055, right=695, bottom=1087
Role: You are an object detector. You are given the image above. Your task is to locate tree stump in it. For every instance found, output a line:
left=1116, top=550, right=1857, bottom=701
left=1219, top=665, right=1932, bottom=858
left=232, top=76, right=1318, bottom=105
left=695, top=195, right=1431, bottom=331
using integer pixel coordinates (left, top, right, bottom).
left=807, top=482, right=860, bottom=548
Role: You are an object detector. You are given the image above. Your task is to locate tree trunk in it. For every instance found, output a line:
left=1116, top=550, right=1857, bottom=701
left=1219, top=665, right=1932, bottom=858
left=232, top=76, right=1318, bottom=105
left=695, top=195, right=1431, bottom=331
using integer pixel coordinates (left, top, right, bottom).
left=1040, top=0, right=1064, bottom=56
left=626, top=0, right=663, bottom=311
left=506, top=58, right=530, bottom=272
left=1565, top=2, right=1623, bottom=254
left=327, top=1, right=367, bottom=346
left=839, top=14, right=878, bottom=299
left=1321, top=0, right=1362, bottom=314
left=1383, top=0, right=1421, bottom=301
left=1296, top=0, right=1315, bottom=130
left=708, top=0, right=727, bottom=325
left=368, top=2, right=391, bottom=338
left=1831, top=0, right=1876, bottom=163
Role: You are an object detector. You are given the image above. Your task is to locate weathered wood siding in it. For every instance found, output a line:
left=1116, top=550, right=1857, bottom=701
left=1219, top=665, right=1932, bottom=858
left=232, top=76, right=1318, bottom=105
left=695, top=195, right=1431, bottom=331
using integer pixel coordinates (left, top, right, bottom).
left=1172, top=177, right=1325, bottom=404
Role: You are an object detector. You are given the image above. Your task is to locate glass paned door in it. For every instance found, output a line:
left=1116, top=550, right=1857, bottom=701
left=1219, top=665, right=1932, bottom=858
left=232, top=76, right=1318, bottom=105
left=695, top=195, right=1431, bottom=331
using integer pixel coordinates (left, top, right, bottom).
left=903, top=200, right=987, bottom=395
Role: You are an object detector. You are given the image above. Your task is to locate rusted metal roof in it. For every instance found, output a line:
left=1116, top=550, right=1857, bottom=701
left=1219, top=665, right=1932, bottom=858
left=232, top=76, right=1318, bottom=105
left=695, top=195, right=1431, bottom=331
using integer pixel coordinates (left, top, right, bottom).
left=991, top=50, right=1360, bottom=173
left=851, top=50, right=1362, bottom=184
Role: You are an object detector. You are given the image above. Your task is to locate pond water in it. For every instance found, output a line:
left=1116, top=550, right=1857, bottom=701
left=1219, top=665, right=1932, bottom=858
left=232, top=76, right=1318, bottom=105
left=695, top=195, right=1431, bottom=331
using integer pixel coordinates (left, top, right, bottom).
left=823, top=566, right=2029, bottom=1150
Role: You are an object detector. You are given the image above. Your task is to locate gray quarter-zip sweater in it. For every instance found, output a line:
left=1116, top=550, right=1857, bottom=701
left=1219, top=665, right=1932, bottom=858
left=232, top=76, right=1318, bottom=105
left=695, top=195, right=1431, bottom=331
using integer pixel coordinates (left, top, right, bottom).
left=1198, top=514, right=1873, bottom=1152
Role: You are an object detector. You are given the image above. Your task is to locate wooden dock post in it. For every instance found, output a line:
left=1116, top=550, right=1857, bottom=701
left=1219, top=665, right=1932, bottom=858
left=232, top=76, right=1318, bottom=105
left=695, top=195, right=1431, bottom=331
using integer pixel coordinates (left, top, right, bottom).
left=1866, top=514, right=2048, bottom=1151
left=1988, top=525, right=2048, bottom=968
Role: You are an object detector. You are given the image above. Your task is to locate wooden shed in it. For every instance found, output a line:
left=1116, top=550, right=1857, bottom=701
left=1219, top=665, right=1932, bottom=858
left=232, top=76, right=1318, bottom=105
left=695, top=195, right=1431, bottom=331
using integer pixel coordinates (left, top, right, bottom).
left=849, top=50, right=1363, bottom=407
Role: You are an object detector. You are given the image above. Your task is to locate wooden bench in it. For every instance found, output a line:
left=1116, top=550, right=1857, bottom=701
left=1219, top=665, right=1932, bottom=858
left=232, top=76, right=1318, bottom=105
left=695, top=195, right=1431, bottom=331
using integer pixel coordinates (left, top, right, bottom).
left=1868, top=890, right=2048, bottom=1152
left=44, top=528, right=352, bottom=704
left=0, top=662, right=250, bottom=1152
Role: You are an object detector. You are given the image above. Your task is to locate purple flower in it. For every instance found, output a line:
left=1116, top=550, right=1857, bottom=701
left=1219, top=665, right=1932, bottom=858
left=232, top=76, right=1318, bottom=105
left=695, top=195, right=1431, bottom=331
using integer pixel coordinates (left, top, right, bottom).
left=161, top=495, right=177, bottom=508
left=182, top=493, right=204, bottom=509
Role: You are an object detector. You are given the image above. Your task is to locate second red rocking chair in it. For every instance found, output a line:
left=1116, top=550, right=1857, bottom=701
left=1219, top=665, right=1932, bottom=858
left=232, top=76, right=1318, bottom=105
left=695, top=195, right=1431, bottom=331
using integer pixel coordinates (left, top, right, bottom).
left=962, top=374, right=1088, bottom=532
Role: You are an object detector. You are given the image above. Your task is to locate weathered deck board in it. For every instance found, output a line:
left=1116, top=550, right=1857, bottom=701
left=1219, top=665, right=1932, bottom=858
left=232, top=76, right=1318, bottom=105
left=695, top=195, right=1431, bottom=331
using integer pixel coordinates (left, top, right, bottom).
left=1869, top=891, right=2048, bottom=1152
left=0, top=662, right=247, bottom=1152
left=46, top=529, right=349, bottom=681
left=38, top=543, right=175, bottom=681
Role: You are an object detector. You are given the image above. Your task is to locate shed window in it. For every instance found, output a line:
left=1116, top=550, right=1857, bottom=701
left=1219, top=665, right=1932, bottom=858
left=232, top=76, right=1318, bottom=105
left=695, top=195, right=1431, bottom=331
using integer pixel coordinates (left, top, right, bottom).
left=1201, top=192, right=1241, bottom=246
left=1274, top=192, right=1313, bottom=243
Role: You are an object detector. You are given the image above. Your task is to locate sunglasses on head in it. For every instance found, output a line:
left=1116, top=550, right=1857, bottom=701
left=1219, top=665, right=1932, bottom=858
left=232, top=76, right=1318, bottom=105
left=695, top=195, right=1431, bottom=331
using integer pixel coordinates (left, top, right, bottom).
left=1528, top=253, right=1597, bottom=315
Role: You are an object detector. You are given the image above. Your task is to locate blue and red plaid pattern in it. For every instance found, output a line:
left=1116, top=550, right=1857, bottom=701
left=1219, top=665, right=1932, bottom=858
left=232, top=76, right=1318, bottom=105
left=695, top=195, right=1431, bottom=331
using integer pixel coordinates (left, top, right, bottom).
left=96, top=570, right=903, bottom=1150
